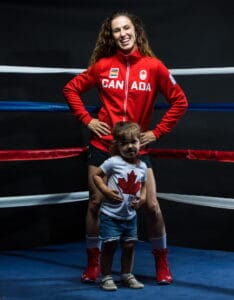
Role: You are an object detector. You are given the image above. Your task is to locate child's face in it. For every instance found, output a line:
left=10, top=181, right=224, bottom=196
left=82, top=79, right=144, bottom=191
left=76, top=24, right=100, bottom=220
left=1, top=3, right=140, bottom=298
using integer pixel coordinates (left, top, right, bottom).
left=118, top=137, right=140, bottom=161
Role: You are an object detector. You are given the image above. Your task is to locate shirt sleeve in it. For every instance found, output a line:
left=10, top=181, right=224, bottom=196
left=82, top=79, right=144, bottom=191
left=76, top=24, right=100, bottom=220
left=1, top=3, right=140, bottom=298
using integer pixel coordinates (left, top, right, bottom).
left=63, top=65, right=97, bottom=126
left=152, top=61, right=189, bottom=139
left=139, top=161, right=148, bottom=182
left=99, top=157, right=114, bottom=175
left=143, top=163, right=148, bottom=182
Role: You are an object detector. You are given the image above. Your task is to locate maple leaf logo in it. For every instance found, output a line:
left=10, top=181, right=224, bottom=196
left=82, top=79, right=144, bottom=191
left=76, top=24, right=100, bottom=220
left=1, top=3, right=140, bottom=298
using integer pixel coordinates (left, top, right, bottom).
left=118, top=170, right=141, bottom=195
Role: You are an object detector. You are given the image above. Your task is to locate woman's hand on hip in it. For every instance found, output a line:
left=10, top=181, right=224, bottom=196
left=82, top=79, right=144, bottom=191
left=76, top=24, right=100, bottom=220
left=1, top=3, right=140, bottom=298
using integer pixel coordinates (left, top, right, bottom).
left=140, top=131, right=156, bottom=147
left=87, top=119, right=111, bottom=137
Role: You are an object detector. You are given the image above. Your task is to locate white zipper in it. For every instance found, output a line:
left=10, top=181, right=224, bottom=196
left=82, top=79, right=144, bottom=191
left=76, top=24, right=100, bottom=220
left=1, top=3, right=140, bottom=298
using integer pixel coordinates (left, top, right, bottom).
left=123, top=58, right=130, bottom=121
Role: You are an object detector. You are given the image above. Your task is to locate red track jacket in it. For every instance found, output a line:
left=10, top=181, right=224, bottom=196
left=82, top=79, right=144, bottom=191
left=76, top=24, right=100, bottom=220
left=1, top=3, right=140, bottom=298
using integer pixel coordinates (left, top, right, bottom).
left=63, top=48, right=188, bottom=152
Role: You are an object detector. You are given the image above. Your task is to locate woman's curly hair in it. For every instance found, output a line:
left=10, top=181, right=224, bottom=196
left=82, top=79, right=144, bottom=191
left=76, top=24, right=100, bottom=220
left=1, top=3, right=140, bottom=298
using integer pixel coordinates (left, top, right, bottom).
left=88, top=11, right=155, bottom=66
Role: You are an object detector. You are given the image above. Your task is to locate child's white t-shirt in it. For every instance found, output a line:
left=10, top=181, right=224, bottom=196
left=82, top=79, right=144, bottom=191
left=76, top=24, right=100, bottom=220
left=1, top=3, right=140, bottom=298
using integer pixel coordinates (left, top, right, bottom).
left=100, top=155, right=147, bottom=220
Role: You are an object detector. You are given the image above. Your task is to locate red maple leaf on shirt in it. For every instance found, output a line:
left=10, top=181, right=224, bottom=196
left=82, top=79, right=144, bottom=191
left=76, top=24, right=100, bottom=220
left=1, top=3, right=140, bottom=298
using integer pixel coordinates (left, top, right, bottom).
left=118, top=170, right=141, bottom=195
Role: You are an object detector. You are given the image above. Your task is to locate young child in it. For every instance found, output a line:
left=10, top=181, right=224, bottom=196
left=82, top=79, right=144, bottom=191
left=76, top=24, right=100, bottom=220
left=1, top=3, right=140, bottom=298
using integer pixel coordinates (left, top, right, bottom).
left=93, top=121, right=147, bottom=291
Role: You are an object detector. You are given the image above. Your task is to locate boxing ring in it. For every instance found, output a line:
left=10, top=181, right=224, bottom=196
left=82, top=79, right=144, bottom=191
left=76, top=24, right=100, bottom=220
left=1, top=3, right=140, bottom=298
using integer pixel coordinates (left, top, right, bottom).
left=0, top=64, right=233, bottom=251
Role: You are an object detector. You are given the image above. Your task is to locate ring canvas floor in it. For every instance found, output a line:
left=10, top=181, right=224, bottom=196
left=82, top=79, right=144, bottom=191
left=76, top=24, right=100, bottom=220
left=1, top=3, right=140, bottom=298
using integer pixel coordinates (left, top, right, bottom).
left=0, top=241, right=233, bottom=300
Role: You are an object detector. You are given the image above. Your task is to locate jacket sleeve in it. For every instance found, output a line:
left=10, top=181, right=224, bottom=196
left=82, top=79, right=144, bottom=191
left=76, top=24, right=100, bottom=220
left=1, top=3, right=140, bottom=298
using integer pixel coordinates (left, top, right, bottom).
left=152, top=61, right=188, bottom=139
left=63, top=66, right=97, bottom=126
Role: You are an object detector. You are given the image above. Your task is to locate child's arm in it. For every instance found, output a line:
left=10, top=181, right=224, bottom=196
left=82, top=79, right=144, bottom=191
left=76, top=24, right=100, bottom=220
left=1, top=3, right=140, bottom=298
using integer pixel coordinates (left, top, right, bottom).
left=131, top=181, right=146, bottom=209
left=93, top=167, right=122, bottom=202
left=140, top=181, right=147, bottom=204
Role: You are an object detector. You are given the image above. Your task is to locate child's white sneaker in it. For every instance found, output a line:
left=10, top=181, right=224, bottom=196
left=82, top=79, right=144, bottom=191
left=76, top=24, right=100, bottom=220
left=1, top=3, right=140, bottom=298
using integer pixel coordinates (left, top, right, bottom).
left=100, top=275, right=118, bottom=291
left=122, top=274, right=144, bottom=289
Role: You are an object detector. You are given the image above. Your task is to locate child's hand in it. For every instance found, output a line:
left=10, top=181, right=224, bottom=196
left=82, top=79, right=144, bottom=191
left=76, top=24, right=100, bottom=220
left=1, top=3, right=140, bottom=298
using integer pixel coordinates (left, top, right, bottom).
left=131, top=196, right=145, bottom=209
left=105, top=189, right=122, bottom=203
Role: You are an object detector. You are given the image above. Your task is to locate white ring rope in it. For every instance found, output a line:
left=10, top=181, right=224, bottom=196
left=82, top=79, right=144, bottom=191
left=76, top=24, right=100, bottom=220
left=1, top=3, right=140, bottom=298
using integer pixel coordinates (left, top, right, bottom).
left=0, top=191, right=233, bottom=209
left=171, top=67, right=234, bottom=75
left=0, top=65, right=86, bottom=74
left=1, top=65, right=234, bottom=75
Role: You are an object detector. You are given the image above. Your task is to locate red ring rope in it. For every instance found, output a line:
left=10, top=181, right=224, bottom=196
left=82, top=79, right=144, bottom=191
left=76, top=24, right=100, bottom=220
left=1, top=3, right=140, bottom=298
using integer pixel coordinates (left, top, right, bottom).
left=0, top=147, right=233, bottom=163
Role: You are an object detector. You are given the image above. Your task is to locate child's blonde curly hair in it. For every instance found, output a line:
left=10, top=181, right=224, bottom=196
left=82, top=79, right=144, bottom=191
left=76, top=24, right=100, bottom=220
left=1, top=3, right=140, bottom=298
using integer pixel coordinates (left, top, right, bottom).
left=110, top=121, right=141, bottom=156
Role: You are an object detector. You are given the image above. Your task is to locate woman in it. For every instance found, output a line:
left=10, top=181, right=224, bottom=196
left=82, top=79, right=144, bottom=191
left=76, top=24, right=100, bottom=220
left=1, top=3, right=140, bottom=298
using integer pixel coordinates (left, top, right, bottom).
left=63, top=10, right=188, bottom=285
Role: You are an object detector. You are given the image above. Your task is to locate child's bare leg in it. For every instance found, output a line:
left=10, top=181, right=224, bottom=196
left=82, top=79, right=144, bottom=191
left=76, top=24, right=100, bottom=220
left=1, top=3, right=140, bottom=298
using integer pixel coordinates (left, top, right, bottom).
left=101, top=240, right=117, bottom=276
left=121, top=240, right=144, bottom=289
left=121, top=240, right=135, bottom=274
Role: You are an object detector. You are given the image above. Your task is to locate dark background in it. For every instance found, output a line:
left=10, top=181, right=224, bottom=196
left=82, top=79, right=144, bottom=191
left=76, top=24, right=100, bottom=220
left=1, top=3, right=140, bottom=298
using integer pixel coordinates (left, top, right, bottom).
left=0, top=0, right=233, bottom=250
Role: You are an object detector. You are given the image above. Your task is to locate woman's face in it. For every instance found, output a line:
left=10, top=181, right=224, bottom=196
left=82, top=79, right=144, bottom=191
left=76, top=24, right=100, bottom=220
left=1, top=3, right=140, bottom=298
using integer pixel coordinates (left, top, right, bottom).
left=111, top=15, right=136, bottom=54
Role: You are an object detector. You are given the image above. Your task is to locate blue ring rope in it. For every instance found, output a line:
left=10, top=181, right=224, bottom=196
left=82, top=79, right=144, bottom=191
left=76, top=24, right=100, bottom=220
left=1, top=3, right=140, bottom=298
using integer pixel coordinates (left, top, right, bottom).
left=0, top=101, right=233, bottom=112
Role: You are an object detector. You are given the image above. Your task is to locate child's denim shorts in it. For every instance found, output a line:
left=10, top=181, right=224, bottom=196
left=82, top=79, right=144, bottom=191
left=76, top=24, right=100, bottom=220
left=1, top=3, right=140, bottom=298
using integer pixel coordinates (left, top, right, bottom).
left=99, top=213, right=138, bottom=243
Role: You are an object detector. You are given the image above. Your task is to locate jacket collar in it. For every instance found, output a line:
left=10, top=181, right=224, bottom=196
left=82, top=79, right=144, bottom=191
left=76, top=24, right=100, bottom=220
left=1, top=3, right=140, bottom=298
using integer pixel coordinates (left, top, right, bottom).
left=116, top=47, right=142, bottom=63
